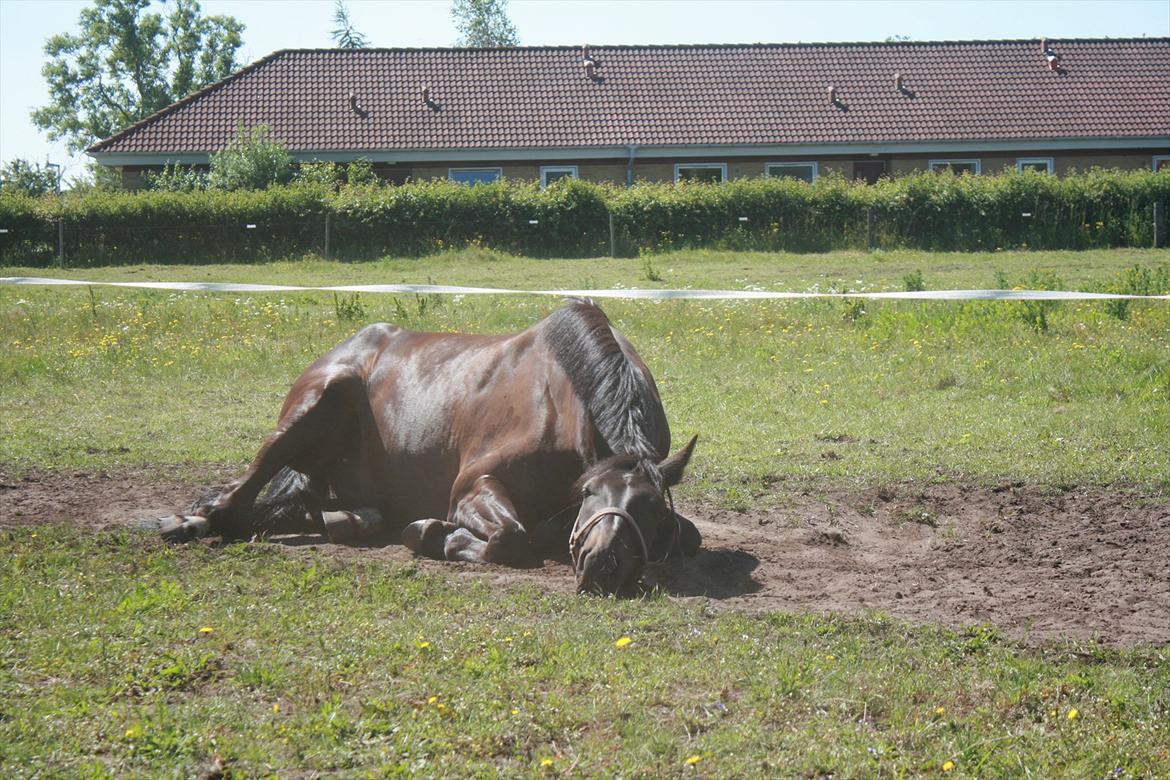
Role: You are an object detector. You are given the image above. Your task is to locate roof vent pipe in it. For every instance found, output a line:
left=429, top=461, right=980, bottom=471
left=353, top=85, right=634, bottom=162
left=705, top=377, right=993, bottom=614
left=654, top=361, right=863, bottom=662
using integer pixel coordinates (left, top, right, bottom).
left=348, top=90, right=359, bottom=112
left=894, top=73, right=903, bottom=92
left=1042, top=39, right=1062, bottom=71
left=422, top=85, right=440, bottom=111
left=582, top=44, right=598, bottom=79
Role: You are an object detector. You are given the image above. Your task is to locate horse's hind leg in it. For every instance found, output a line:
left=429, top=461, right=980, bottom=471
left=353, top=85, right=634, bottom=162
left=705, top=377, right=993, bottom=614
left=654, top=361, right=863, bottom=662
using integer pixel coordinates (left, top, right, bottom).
left=195, top=373, right=364, bottom=540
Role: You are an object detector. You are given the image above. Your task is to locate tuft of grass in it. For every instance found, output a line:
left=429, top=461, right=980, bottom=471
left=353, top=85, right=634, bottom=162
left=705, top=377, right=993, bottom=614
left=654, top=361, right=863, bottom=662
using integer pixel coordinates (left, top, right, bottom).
left=1, top=526, right=1167, bottom=777
left=640, top=253, right=664, bottom=282
left=332, top=291, right=366, bottom=321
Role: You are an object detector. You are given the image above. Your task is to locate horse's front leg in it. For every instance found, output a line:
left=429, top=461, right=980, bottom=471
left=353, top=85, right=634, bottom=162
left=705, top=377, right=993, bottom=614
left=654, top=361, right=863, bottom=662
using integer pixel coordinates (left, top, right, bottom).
left=403, top=474, right=530, bottom=565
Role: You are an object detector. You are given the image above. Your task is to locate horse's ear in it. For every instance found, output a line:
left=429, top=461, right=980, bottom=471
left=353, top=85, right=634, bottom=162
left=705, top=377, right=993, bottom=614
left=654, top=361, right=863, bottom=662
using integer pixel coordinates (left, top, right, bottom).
left=659, top=435, right=697, bottom=489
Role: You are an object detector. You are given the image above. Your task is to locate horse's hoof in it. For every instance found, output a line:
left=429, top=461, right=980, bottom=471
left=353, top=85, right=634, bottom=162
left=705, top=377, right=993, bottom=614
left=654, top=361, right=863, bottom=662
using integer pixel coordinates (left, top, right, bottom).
left=322, top=508, right=383, bottom=542
left=159, top=515, right=210, bottom=543
left=401, top=518, right=451, bottom=559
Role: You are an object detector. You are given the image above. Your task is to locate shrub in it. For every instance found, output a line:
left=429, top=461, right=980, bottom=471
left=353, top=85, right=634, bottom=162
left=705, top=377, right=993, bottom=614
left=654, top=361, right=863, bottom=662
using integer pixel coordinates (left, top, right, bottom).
left=143, top=164, right=209, bottom=192
left=208, top=125, right=294, bottom=191
left=295, top=159, right=379, bottom=190
left=295, top=161, right=345, bottom=189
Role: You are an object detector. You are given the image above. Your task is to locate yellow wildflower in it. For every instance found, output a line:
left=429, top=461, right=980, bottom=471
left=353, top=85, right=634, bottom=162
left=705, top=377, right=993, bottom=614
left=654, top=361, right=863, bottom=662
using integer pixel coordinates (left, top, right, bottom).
left=614, top=636, right=633, bottom=648
left=943, top=760, right=955, bottom=771
left=198, top=626, right=213, bottom=634
left=427, top=696, right=438, bottom=705
left=272, top=703, right=280, bottom=713
left=1067, top=708, right=1079, bottom=720
left=540, top=758, right=554, bottom=767
left=685, top=754, right=702, bottom=765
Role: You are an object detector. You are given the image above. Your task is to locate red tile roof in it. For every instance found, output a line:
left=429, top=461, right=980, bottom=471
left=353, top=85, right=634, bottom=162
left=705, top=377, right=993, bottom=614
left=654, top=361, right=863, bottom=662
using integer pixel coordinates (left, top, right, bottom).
left=89, top=39, right=1170, bottom=155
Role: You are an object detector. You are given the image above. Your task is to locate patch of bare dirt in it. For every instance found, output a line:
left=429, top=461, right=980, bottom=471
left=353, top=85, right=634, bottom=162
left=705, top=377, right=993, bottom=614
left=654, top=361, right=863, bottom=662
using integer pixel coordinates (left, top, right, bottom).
left=2, top=468, right=1167, bottom=647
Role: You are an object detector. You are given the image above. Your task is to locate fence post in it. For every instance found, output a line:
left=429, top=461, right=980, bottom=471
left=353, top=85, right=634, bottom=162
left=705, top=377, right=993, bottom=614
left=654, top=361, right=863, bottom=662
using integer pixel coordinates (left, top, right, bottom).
left=608, top=211, right=616, bottom=257
left=57, top=218, right=64, bottom=266
left=1155, top=201, right=1166, bottom=249
left=866, top=206, right=876, bottom=251
left=324, top=211, right=331, bottom=258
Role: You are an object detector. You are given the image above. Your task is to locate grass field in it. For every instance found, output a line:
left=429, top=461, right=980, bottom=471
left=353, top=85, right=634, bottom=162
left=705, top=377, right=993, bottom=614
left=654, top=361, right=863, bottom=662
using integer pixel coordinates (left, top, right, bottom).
left=2, top=248, right=1169, bottom=776
left=3, top=526, right=1168, bottom=778
left=3, top=248, right=1168, bottom=499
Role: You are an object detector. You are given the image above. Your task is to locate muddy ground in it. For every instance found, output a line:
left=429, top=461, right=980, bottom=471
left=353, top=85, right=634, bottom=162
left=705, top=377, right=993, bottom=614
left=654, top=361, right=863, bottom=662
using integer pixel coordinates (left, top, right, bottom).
left=3, top=468, right=1167, bottom=647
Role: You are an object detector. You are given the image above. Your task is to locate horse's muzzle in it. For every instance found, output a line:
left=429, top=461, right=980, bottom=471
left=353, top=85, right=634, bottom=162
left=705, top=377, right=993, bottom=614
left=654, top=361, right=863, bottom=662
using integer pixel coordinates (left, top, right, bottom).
left=573, top=539, right=644, bottom=596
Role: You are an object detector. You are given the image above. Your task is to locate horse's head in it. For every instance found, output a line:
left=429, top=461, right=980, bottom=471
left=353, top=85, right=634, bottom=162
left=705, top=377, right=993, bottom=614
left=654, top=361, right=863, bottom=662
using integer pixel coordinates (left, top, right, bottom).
left=570, top=436, right=698, bottom=595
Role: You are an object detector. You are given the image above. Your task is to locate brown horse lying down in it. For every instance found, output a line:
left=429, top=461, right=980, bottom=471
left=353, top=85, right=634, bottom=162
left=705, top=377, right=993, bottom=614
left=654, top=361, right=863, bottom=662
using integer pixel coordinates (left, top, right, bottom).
left=161, top=299, right=699, bottom=594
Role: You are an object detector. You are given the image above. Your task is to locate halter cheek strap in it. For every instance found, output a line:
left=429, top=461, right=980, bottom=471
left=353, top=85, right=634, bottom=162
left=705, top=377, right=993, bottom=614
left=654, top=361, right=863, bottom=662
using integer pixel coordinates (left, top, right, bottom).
left=569, top=506, right=650, bottom=571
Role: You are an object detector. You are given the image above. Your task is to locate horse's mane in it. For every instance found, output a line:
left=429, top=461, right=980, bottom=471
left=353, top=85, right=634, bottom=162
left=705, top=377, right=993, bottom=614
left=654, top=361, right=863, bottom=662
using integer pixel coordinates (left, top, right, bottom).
left=542, top=300, right=668, bottom=481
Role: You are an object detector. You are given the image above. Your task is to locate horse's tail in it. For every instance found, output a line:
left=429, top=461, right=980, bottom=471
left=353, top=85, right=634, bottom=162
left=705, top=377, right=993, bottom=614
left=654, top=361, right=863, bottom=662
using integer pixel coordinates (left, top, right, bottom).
left=249, top=467, right=320, bottom=532
left=185, top=466, right=320, bottom=534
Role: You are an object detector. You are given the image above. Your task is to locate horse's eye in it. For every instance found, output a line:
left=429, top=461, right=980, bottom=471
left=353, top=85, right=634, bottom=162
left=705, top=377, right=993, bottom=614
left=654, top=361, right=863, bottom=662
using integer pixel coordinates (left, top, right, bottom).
left=581, top=486, right=592, bottom=498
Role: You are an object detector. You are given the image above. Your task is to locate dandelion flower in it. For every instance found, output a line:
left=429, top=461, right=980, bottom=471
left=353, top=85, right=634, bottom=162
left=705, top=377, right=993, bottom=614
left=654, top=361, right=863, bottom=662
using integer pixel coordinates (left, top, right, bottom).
left=416, top=638, right=431, bottom=649
left=198, top=626, right=214, bottom=634
left=943, top=760, right=955, bottom=771
left=1067, top=708, right=1079, bottom=720
left=614, top=636, right=633, bottom=648
left=427, top=696, right=438, bottom=705
left=685, top=755, right=702, bottom=765
left=272, top=703, right=280, bottom=713
left=540, top=758, right=554, bottom=767
left=935, top=706, right=946, bottom=716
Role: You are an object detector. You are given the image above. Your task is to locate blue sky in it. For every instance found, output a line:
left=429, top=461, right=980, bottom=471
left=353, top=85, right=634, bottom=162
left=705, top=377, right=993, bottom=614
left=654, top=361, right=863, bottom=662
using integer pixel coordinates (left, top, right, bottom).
left=2, top=0, right=1168, bottom=180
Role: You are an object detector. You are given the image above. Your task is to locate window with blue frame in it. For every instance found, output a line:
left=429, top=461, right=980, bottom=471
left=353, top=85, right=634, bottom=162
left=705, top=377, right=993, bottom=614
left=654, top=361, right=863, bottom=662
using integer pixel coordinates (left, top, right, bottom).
left=448, top=168, right=502, bottom=185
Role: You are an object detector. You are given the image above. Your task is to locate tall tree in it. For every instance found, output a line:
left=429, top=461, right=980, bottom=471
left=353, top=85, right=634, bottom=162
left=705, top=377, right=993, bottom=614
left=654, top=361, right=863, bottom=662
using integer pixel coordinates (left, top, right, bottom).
left=452, top=0, right=519, bottom=47
left=32, top=0, right=244, bottom=152
left=331, top=0, right=369, bottom=49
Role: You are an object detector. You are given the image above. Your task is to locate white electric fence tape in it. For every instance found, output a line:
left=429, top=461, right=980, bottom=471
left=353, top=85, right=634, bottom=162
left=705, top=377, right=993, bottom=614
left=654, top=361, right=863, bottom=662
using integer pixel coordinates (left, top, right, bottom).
left=1, top=276, right=1167, bottom=302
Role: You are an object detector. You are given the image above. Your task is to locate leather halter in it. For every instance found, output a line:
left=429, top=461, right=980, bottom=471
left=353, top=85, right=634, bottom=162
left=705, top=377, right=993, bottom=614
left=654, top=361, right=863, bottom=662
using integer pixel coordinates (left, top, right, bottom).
left=569, top=506, right=650, bottom=572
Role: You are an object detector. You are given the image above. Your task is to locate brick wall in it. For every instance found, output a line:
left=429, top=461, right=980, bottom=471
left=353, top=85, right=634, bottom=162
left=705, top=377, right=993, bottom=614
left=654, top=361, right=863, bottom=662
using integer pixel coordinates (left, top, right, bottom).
left=110, top=149, right=1168, bottom=190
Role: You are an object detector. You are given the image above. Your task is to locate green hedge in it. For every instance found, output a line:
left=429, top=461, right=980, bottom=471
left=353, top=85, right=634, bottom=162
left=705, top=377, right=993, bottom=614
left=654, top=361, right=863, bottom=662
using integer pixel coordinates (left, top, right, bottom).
left=1, top=169, right=1166, bottom=266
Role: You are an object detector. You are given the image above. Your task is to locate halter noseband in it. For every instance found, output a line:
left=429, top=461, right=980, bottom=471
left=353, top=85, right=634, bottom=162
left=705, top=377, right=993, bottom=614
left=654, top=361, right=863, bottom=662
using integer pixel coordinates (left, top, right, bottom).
left=569, top=506, right=650, bottom=572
